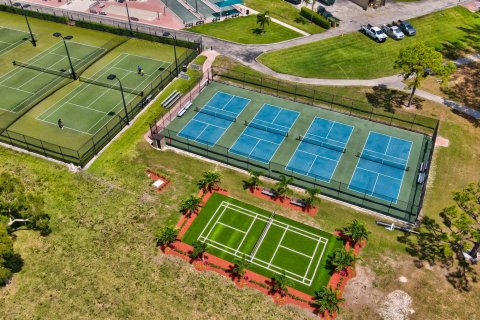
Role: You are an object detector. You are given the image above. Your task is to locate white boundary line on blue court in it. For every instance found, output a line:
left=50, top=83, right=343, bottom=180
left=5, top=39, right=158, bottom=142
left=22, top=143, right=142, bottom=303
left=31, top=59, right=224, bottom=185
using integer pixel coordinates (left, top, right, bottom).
left=347, top=131, right=413, bottom=204
left=197, top=201, right=329, bottom=285
left=285, top=116, right=353, bottom=183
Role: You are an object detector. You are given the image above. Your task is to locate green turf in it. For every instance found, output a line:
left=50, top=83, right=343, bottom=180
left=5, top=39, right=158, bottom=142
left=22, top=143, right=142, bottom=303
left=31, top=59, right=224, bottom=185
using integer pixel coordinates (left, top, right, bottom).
left=244, top=0, right=326, bottom=34
left=0, top=26, right=30, bottom=55
left=258, top=6, right=480, bottom=79
left=188, top=15, right=302, bottom=44
left=163, top=81, right=429, bottom=221
left=182, top=193, right=344, bottom=295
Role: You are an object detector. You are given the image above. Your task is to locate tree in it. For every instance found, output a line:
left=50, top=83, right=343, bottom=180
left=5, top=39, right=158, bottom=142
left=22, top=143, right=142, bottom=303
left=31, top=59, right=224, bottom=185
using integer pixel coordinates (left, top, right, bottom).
left=395, top=43, right=455, bottom=108
left=232, top=255, right=250, bottom=279
left=304, top=187, right=321, bottom=209
left=256, top=11, right=270, bottom=34
left=0, top=225, right=14, bottom=285
left=330, top=247, right=360, bottom=273
left=0, top=172, right=51, bottom=235
left=270, top=270, right=292, bottom=296
left=197, top=171, right=221, bottom=193
left=155, top=226, right=178, bottom=247
left=312, top=286, right=345, bottom=317
left=339, top=219, right=370, bottom=244
left=245, top=170, right=262, bottom=190
left=190, top=240, right=207, bottom=260
left=274, top=175, right=293, bottom=199
left=179, top=195, right=202, bottom=217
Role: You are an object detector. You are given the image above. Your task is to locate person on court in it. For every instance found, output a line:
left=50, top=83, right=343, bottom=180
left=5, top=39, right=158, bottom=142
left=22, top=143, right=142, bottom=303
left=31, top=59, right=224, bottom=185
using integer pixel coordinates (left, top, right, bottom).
left=137, top=65, right=142, bottom=74
left=58, top=118, right=64, bottom=129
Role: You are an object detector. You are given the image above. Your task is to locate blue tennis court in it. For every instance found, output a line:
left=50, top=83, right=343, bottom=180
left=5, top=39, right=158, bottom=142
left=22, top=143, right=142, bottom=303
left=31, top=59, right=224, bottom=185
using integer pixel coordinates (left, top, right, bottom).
left=286, top=117, right=353, bottom=182
left=349, top=132, right=412, bottom=202
left=229, top=104, right=299, bottom=163
left=178, top=91, right=250, bottom=146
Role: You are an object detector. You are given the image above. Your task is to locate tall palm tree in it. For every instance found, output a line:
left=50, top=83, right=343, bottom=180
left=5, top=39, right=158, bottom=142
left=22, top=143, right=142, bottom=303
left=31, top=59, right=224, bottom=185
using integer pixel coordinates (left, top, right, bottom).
left=304, top=187, right=321, bottom=209
left=271, top=270, right=292, bottom=296
left=197, top=171, right=221, bottom=192
left=256, top=11, right=270, bottom=34
left=330, top=247, right=360, bottom=273
left=339, top=220, right=370, bottom=244
left=312, top=286, right=345, bottom=317
left=179, top=195, right=202, bottom=217
left=245, top=170, right=262, bottom=190
left=155, top=226, right=178, bottom=247
left=232, top=255, right=250, bottom=279
left=190, top=240, right=208, bottom=261
left=274, top=175, right=293, bottom=199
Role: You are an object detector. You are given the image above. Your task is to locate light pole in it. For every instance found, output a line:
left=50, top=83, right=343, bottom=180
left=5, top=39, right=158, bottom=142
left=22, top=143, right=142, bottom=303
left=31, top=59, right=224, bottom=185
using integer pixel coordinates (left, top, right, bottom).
left=125, top=1, right=133, bottom=35
left=107, top=74, right=130, bottom=125
left=13, top=3, right=36, bottom=47
left=163, top=32, right=178, bottom=76
left=53, top=32, right=77, bottom=80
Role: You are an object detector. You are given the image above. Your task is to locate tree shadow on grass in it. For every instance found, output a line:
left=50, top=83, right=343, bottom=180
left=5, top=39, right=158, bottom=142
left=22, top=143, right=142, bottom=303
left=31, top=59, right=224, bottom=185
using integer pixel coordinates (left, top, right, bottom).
left=365, top=85, right=424, bottom=112
left=1, top=253, right=24, bottom=286
left=398, top=217, right=478, bottom=292
left=251, top=28, right=264, bottom=35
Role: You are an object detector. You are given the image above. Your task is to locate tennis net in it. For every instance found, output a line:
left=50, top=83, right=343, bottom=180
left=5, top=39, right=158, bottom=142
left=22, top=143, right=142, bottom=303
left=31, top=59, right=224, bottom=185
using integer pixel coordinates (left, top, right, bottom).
left=300, top=135, right=346, bottom=153
left=357, top=151, right=409, bottom=171
left=79, top=77, right=144, bottom=96
left=195, top=107, right=237, bottom=122
left=246, top=121, right=288, bottom=137
left=13, top=60, right=72, bottom=79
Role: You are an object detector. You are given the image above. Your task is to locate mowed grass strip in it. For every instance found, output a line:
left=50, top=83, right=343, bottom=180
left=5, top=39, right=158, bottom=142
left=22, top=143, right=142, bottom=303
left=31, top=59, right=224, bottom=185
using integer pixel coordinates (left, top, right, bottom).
left=259, top=6, right=480, bottom=79
left=182, top=193, right=343, bottom=295
left=244, top=0, right=326, bottom=34
left=188, top=15, right=302, bottom=44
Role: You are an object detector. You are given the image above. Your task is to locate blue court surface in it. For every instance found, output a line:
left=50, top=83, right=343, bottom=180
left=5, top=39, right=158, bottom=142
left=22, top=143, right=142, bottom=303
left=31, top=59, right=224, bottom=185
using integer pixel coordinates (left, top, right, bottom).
left=178, top=92, right=250, bottom=146
left=229, top=104, right=299, bottom=163
left=286, top=117, right=353, bottom=182
left=349, top=132, right=412, bottom=202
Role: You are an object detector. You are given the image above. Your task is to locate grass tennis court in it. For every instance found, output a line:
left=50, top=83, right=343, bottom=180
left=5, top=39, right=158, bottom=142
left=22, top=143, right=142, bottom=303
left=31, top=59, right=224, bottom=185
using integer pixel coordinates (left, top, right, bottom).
left=182, top=193, right=343, bottom=294
left=163, top=81, right=432, bottom=222
left=0, top=27, right=30, bottom=56
left=37, top=53, right=169, bottom=134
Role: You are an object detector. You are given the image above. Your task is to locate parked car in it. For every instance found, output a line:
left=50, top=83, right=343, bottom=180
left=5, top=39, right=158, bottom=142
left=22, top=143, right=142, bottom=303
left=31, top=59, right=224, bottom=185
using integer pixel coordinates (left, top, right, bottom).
left=360, top=24, right=387, bottom=42
left=317, top=5, right=333, bottom=19
left=382, top=24, right=404, bottom=40
left=319, top=0, right=335, bottom=5
left=284, top=0, right=301, bottom=4
left=393, top=20, right=416, bottom=36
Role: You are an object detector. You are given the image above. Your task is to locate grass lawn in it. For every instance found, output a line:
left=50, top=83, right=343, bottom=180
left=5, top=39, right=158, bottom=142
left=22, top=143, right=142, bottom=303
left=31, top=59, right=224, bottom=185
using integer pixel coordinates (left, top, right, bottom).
left=0, top=52, right=479, bottom=319
left=244, top=0, right=326, bottom=34
left=188, top=15, right=302, bottom=44
left=259, top=6, right=480, bottom=79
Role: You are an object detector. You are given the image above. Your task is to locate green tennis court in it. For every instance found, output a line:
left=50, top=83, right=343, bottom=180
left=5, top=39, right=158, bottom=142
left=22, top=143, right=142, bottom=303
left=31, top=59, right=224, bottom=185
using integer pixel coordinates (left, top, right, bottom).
left=37, top=53, right=170, bottom=134
left=0, top=27, right=30, bottom=56
left=0, top=41, right=105, bottom=114
left=182, top=193, right=343, bottom=295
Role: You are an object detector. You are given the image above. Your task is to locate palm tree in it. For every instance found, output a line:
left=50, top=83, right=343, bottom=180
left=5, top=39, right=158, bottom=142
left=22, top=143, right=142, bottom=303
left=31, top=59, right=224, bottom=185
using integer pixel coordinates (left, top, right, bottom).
left=155, top=226, right=178, bottom=247
left=271, top=270, right=292, bottom=296
left=190, top=240, right=208, bottom=261
left=245, top=170, right=262, bottom=190
left=274, top=175, right=293, bottom=199
left=179, top=195, right=202, bottom=217
left=197, top=171, right=221, bottom=192
left=339, top=220, right=370, bottom=244
left=304, top=187, right=321, bottom=209
left=330, top=247, right=360, bottom=273
left=312, top=286, right=345, bottom=317
left=232, top=255, right=250, bottom=279
left=256, top=11, right=270, bottom=34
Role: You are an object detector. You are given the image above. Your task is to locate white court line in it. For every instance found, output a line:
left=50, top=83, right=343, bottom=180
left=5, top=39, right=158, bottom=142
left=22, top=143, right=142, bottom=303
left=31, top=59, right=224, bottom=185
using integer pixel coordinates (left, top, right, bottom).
left=0, top=83, right=34, bottom=95
left=279, top=245, right=313, bottom=258
left=216, top=221, right=246, bottom=234
left=203, top=203, right=229, bottom=240
left=234, top=215, right=257, bottom=255
left=198, top=202, right=228, bottom=239
left=307, top=235, right=330, bottom=286
left=268, top=227, right=288, bottom=267
left=303, top=238, right=322, bottom=282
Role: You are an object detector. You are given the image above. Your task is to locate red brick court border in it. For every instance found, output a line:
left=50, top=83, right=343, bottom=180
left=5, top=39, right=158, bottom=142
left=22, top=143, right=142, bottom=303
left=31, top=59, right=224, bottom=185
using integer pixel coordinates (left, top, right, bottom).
left=161, top=190, right=365, bottom=319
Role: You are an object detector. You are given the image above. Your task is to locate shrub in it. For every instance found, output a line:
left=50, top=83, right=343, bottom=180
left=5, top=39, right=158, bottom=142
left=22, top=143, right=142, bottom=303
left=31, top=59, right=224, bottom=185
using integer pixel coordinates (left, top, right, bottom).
left=300, top=7, right=330, bottom=29
left=0, top=4, right=67, bottom=23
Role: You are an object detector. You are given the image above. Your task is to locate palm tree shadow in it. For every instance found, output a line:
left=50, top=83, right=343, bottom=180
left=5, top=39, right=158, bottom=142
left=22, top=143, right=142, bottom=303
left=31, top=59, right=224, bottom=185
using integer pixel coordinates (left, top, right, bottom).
left=251, top=28, right=263, bottom=35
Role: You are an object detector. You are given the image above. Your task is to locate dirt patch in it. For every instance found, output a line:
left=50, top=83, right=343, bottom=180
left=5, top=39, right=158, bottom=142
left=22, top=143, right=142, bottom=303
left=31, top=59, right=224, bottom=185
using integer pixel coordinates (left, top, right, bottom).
left=377, top=290, right=414, bottom=320
left=343, top=264, right=382, bottom=307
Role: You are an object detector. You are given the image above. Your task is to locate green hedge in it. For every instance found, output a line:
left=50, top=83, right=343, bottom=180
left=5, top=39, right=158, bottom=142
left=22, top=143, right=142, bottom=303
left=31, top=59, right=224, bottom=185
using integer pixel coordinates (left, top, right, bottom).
left=74, top=20, right=201, bottom=50
left=300, top=7, right=330, bottom=30
left=0, top=4, right=67, bottom=24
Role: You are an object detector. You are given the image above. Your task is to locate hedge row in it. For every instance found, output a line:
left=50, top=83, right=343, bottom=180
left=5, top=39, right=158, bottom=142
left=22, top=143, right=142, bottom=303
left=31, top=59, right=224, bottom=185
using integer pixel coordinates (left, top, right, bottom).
left=0, top=4, right=67, bottom=24
left=299, top=7, right=330, bottom=30
left=74, top=20, right=200, bottom=50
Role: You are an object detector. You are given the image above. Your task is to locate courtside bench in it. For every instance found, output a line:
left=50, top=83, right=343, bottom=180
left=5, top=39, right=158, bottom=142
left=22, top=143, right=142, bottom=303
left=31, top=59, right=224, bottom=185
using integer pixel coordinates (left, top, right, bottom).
left=261, top=188, right=277, bottom=198
left=177, top=101, right=193, bottom=117
left=290, top=198, right=307, bottom=208
left=162, top=90, right=183, bottom=109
